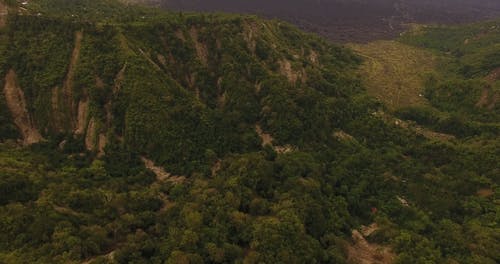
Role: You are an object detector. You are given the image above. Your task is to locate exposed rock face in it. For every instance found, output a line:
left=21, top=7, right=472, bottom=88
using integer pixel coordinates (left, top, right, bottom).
left=75, top=99, right=89, bottom=135
left=189, top=27, right=208, bottom=66
left=279, top=59, right=298, bottom=83
left=97, top=133, right=107, bottom=156
left=85, top=118, right=96, bottom=151
left=3, top=70, right=43, bottom=145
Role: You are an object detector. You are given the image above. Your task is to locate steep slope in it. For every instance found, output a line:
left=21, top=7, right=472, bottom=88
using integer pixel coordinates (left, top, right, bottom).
left=0, top=1, right=361, bottom=174
left=0, top=1, right=498, bottom=264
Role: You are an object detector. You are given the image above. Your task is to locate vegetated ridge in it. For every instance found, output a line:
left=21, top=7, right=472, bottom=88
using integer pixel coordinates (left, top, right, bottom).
left=0, top=1, right=498, bottom=263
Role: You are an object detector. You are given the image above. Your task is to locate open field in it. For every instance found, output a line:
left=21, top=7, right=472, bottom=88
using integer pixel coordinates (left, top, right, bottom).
left=348, top=40, right=439, bottom=110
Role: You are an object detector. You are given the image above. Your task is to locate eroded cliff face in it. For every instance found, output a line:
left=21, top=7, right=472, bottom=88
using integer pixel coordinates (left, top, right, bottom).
left=0, top=7, right=353, bottom=164
left=0, top=1, right=7, bottom=28
left=3, top=70, right=43, bottom=145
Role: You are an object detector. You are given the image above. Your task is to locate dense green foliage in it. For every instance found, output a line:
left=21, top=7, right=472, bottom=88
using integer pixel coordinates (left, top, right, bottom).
left=0, top=1, right=498, bottom=263
left=397, top=21, right=500, bottom=137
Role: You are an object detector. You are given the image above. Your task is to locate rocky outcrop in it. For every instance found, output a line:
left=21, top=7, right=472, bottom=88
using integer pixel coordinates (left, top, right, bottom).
left=3, top=70, right=43, bottom=145
left=75, top=99, right=89, bottom=135
left=85, top=118, right=96, bottom=151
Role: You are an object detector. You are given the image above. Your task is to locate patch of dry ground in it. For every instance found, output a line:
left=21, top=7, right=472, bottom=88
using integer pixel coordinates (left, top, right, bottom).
left=0, top=1, right=7, bottom=28
left=476, top=67, right=500, bottom=110
left=75, top=99, right=89, bottom=134
left=141, top=157, right=185, bottom=212
left=82, top=250, right=116, bottom=264
left=189, top=27, right=208, bottom=66
left=477, top=188, right=494, bottom=198
left=141, top=157, right=186, bottom=184
left=255, top=124, right=295, bottom=153
left=374, top=111, right=455, bottom=141
left=349, top=40, right=438, bottom=110
left=3, top=70, right=43, bottom=145
left=347, top=224, right=395, bottom=264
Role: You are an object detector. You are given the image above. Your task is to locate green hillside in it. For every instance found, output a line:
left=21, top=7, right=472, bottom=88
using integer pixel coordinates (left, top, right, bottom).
left=397, top=21, right=500, bottom=136
left=0, top=1, right=498, bottom=263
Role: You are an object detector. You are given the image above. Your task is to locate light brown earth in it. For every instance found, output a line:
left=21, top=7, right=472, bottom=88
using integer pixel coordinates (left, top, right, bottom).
left=141, top=157, right=186, bottom=184
left=0, top=1, right=7, bottom=28
left=97, top=133, right=106, bottom=156
left=141, top=157, right=184, bottom=214
left=477, top=68, right=500, bottom=110
left=360, top=223, right=379, bottom=237
left=477, top=188, right=494, bottom=197
left=243, top=21, right=258, bottom=54
left=85, top=118, right=96, bottom=151
left=255, top=124, right=295, bottom=153
left=82, top=250, right=116, bottom=264
left=113, top=64, right=127, bottom=94
left=75, top=100, right=89, bottom=135
left=255, top=124, right=273, bottom=146
left=347, top=226, right=395, bottom=264
left=279, top=59, right=299, bottom=83
left=189, top=27, right=208, bottom=66
left=374, top=111, right=455, bottom=141
left=475, top=86, right=498, bottom=110
left=485, top=67, right=500, bottom=82
left=333, top=130, right=355, bottom=141
left=3, top=70, right=43, bottom=145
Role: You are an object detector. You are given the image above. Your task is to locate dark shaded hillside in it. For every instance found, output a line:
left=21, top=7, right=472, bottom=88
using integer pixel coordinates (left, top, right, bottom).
left=151, top=0, right=500, bottom=42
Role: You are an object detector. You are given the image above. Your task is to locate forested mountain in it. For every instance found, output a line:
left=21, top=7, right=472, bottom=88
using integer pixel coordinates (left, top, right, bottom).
left=0, top=0, right=498, bottom=263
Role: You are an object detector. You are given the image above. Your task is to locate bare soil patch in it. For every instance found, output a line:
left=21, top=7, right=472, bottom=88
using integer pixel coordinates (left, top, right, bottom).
left=0, top=1, right=7, bottom=28
left=477, top=188, right=494, bottom=198
left=141, top=157, right=186, bottom=184
left=189, top=27, right=208, bottom=66
left=3, top=70, right=43, bottom=145
left=347, top=226, right=395, bottom=264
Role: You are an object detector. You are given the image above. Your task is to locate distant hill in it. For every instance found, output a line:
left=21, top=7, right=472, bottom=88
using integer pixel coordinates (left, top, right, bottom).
left=148, top=0, right=500, bottom=42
